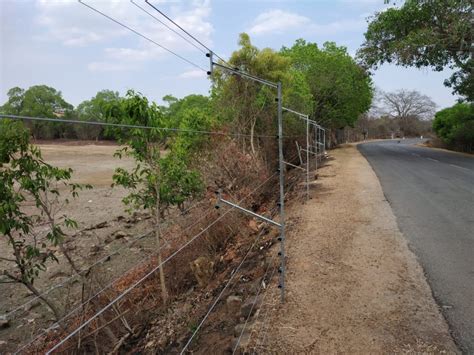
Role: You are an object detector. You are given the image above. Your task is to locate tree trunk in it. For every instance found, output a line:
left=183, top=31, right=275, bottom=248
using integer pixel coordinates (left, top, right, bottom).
left=250, top=117, right=257, bottom=155
left=4, top=235, right=62, bottom=320
left=24, top=281, right=61, bottom=320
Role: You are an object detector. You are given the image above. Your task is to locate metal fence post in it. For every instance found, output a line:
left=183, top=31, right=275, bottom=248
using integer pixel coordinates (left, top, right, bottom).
left=323, top=129, right=326, bottom=155
left=306, top=115, right=310, bottom=200
left=277, top=82, right=286, bottom=303
left=315, top=126, right=318, bottom=171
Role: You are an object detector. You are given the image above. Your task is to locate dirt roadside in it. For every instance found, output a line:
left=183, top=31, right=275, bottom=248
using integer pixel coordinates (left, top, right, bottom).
left=252, top=144, right=458, bottom=353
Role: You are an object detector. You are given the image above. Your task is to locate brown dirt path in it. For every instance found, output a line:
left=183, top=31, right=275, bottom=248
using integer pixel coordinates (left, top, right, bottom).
left=252, top=144, right=458, bottom=353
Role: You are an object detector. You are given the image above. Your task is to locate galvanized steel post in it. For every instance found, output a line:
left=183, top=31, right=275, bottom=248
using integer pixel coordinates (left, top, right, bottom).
left=315, top=126, right=318, bottom=171
left=323, top=129, right=326, bottom=155
left=306, top=115, right=310, bottom=200
left=277, top=82, right=286, bottom=302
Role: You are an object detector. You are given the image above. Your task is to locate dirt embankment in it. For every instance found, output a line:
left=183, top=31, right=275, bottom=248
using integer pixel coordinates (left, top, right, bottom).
left=250, top=144, right=457, bottom=353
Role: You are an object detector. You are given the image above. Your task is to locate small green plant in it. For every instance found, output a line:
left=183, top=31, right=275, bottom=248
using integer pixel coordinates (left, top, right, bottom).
left=112, top=91, right=205, bottom=304
left=0, top=119, right=90, bottom=319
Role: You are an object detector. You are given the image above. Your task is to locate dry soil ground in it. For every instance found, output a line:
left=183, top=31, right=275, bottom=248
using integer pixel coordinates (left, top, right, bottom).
left=0, top=143, right=161, bottom=352
left=1, top=142, right=459, bottom=354
left=249, top=144, right=458, bottom=353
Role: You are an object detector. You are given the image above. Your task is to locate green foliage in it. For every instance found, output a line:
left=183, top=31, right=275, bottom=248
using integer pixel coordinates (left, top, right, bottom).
left=112, top=91, right=204, bottom=215
left=282, top=40, right=374, bottom=129
left=161, top=94, right=213, bottom=128
left=433, top=103, right=474, bottom=150
left=171, top=107, right=215, bottom=156
left=75, top=90, right=122, bottom=140
left=0, top=85, right=74, bottom=139
left=212, top=33, right=312, bottom=156
left=0, top=119, right=87, bottom=286
left=358, top=0, right=472, bottom=101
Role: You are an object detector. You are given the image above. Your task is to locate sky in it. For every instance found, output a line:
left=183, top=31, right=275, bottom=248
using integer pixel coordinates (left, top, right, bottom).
left=0, top=0, right=460, bottom=110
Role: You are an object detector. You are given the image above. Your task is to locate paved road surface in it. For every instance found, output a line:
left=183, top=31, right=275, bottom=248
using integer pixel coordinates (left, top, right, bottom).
left=358, top=139, right=474, bottom=353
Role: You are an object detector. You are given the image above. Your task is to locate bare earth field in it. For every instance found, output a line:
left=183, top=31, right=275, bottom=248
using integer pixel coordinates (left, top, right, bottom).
left=0, top=143, right=158, bottom=352
left=250, top=144, right=458, bottom=353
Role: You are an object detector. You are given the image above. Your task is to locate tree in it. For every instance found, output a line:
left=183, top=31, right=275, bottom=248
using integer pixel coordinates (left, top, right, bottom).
left=0, top=119, right=89, bottom=319
left=433, top=103, right=474, bottom=151
left=1, top=87, right=25, bottom=114
left=377, top=89, right=436, bottom=135
left=358, top=0, right=473, bottom=101
left=281, top=40, right=374, bottom=130
left=75, top=90, right=122, bottom=140
left=111, top=91, right=204, bottom=304
left=213, top=33, right=312, bottom=157
left=161, top=94, right=212, bottom=128
left=0, top=85, right=74, bottom=139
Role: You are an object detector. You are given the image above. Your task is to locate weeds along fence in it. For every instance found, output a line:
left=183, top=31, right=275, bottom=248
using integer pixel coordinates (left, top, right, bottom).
left=0, top=112, right=325, bottom=353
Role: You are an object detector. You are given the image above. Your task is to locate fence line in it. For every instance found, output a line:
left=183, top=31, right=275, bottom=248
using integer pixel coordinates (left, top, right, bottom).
left=43, top=170, right=279, bottom=354
left=13, top=151, right=263, bottom=351
left=144, top=0, right=231, bottom=67
left=180, top=150, right=304, bottom=353
left=78, top=0, right=207, bottom=72
left=179, top=221, right=264, bottom=354
left=2, top=111, right=321, bottom=354
left=4, top=196, right=208, bottom=320
left=0, top=114, right=303, bottom=139
left=15, top=200, right=220, bottom=354
left=2, top=0, right=329, bottom=349
left=4, top=231, right=152, bottom=319
left=130, top=0, right=206, bottom=54
left=9, top=144, right=304, bottom=353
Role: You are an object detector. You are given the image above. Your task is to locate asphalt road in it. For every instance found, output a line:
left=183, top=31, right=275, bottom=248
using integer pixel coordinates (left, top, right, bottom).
left=358, top=139, right=474, bottom=353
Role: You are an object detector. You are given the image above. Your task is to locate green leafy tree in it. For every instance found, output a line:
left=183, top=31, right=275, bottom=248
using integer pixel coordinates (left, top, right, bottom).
left=75, top=90, right=122, bottom=140
left=281, top=40, right=374, bottom=129
left=161, top=94, right=212, bottom=128
left=1, top=87, right=25, bottom=114
left=213, top=33, right=312, bottom=157
left=358, top=0, right=472, bottom=101
left=0, top=120, right=89, bottom=319
left=433, top=103, right=474, bottom=151
left=0, top=85, right=74, bottom=139
left=112, top=91, right=204, bottom=303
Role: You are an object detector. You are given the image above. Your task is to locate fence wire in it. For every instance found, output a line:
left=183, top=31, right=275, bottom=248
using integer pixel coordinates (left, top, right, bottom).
left=1, top=1, right=327, bottom=347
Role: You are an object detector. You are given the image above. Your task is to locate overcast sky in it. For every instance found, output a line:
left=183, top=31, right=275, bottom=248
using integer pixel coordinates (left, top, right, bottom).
left=0, top=0, right=460, bottom=110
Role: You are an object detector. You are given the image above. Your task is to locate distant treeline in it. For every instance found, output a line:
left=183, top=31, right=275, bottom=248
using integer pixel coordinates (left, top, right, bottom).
left=0, top=85, right=214, bottom=142
left=0, top=36, right=375, bottom=149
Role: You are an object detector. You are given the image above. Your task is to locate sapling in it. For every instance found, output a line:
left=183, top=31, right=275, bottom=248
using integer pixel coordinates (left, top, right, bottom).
left=0, top=119, right=90, bottom=319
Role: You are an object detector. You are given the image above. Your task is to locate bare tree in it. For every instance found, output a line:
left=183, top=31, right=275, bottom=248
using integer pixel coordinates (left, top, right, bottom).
left=377, top=89, right=437, bottom=136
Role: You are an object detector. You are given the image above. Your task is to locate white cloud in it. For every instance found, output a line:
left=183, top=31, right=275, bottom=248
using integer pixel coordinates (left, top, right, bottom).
left=248, top=9, right=310, bottom=36
left=87, top=62, right=132, bottom=72
left=34, top=0, right=213, bottom=72
left=248, top=9, right=365, bottom=37
left=179, top=69, right=207, bottom=79
left=172, top=0, right=213, bottom=45
left=309, top=19, right=366, bottom=35
left=104, top=45, right=165, bottom=62
left=34, top=0, right=125, bottom=47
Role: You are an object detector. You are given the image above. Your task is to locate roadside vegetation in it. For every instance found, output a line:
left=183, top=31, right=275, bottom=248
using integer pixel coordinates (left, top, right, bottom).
left=0, top=33, right=373, bottom=352
left=359, top=0, right=473, bottom=151
left=1, top=0, right=472, bottom=351
left=433, top=103, right=474, bottom=152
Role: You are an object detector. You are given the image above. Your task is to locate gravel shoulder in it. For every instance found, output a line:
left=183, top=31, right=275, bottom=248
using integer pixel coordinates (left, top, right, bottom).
left=256, top=144, right=457, bottom=353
